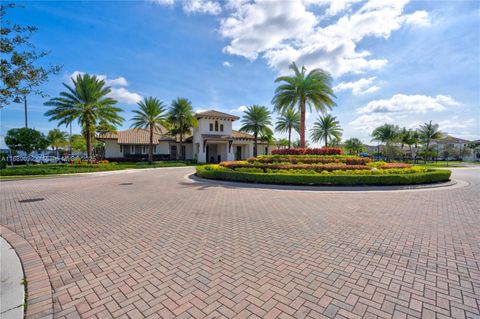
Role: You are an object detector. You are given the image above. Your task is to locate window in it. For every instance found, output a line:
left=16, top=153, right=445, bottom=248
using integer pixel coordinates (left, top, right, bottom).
left=153, top=145, right=156, bottom=153
left=120, top=144, right=123, bottom=152
left=209, top=123, right=213, bottom=131
left=143, top=145, right=146, bottom=153
left=215, top=121, right=219, bottom=132
left=220, top=124, right=224, bottom=132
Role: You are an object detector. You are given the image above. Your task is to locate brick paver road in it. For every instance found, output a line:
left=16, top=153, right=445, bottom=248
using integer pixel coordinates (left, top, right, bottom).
left=1, top=167, right=479, bottom=319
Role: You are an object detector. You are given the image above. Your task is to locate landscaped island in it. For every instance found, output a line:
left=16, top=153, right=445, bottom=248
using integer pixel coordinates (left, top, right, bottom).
left=196, top=148, right=451, bottom=186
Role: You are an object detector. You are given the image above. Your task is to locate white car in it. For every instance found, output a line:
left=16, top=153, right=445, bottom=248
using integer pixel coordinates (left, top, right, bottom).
left=40, top=156, right=59, bottom=164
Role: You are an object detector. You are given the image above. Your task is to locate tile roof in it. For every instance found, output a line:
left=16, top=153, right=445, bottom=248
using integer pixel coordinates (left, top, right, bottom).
left=435, top=135, right=471, bottom=144
left=97, top=127, right=173, bottom=144
left=231, top=130, right=255, bottom=140
left=195, top=110, right=240, bottom=120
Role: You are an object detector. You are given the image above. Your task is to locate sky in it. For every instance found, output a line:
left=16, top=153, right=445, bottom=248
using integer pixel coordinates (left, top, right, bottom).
left=1, top=0, right=479, bottom=147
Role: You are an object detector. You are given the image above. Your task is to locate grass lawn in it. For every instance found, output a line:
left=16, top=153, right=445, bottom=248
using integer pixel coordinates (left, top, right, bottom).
left=413, top=161, right=479, bottom=167
left=0, top=161, right=196, bottom=180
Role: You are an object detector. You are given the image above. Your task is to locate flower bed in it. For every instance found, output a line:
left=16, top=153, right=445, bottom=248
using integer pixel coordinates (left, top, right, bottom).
left=271, top=148, right=343, bottom=155
left=196, top=165, right=451, bottom=186
left=249, top=155, right=371, bottom=165
left=196, top=153, right=450, bottom=186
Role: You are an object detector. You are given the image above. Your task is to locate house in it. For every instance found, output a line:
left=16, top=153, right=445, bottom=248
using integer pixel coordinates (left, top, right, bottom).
left=97, top=110, right=272, bottom=163
left=432, top=135, right=476, bottom=161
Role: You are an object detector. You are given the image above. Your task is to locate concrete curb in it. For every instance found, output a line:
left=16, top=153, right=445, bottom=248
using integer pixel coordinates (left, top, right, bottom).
left=0, top=225, right=53, bottom=319
left=186, top=173, right=468, bottom=193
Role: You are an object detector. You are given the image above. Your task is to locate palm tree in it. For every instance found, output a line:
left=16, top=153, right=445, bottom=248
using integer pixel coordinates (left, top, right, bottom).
left=239, top=105, right=272, bottom=157
left=399, top=128, right=417, bottom=161
left=168, top=98, right=197, bottom=160
left=131, top=97, right=169, bottom=164
left=276, top=138, right=289, bottom=149
left=272, top=62, right=336, bottom=148
left=371, top=124, right=400, bottom=146
left=259, top=130, right=274, bottom=154
left=310, top=114, right=343, bottom=148
left=344, top=137, right=364, bottom=155
left=418, top=121, right=443, bottom=163
left=47, top=128, right=68, bottom=156
left=44, top=73, right=124, bottom=161
left=275, top=108, right=299, bottom=148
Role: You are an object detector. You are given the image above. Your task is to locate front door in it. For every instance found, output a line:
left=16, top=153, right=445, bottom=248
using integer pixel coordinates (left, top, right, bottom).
left=170, top=145, right=177, bottom=160
left=235, top=146, right=242, bottom=160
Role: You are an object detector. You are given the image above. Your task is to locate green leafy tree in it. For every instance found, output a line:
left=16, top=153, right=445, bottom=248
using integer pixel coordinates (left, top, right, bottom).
left=239, top=105, right=272, bottom=157
left=399, top=128, right=418, bottom=161
left=0, top=4, right=62, bottom=107
left=310, top=114, right=342, bottom=148
left=275, top=108, right=299, bottom=148
left=344, top=138, right=364, bottom=155
left=5, top=128, right=48, bottom=163
left=441, top=144, right=456, bottom=164
left=44, top=73, right=124, bottom=161
left=272, top=62, right=336, bottom=148
left=275, top=138, right=289, bottom=149
left=371, top=124, right=400, bottom=161
left=292, top=139, right=310, bottom=148
left=131, top=97, right=168, bottom=164
left=259, top=130, right=274, bottom=154
left=418, top=121, right=443, bottom=163
left=168, top=98, right=197, bottom=160
left=47, top=128, right=68, bottom=156
left=70, top=134, right=86, bottom=153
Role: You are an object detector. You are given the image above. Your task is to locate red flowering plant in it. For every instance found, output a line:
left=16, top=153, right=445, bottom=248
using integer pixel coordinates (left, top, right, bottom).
left=271, top=147, right=344, bottom=155
left=248, top=156, right=370, bottom=165
left=220, top=162, right=371, bottom=172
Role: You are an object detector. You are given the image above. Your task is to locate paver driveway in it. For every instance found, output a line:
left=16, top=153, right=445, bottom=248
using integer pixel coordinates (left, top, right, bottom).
left=1, top=167, right=479, bottom=319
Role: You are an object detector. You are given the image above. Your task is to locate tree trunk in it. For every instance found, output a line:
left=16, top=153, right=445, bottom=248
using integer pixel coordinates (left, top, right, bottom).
left=299, top=99, right=306, bottom=148
left=85, top=121, right=92, bottom=163
left=148, top=125, right=153, bottom=164
left=424, top=142, right=429, bottom=164
left=254, top=132, right=258, bottom=157
left=288, top=126, right=291, bottom=149
left=325, top=134, right=328, bottom=148
left=179, top=132, right=183, bottom=161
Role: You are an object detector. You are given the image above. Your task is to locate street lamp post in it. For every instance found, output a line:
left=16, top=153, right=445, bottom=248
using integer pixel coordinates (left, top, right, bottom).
left=13, top=94, right=28, bottom=128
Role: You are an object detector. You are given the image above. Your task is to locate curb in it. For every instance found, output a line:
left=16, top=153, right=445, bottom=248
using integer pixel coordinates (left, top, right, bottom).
left=0, top=225, right=53, bottom=319
left=187, top=173, right=467, bottom=193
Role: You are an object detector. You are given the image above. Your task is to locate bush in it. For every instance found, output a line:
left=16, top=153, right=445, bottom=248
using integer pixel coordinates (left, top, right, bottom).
left=196, top=165, right=451, bottom=186
left=271, top=148, right=343, bottom=155
left=220, top=162, right=371, bottom=172
left=249, top=156, right=371, bottom=165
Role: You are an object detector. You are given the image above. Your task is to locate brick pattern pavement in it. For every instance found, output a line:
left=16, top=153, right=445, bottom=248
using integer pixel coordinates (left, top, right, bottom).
left=1, top=167, right=479, bottom=318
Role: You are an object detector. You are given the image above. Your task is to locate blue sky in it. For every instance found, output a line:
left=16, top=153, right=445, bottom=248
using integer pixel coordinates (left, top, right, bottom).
left=1, top=0, right=479, bottom=147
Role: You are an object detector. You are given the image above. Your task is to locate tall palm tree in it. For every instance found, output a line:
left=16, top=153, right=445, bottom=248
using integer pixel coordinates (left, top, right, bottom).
left=418, top=121, right=443, bottom=163
left=344, top=137, right=364, bottom=155
left=47, top=128, right=68, bottom=156
left=275, top=108, right=300, bottom=148
left=44, top=74, right=124, bottom=161
left=131, top=97, right=168, bottom=164
left=272, top=62, right=336, bottom=148
left=259, top=130, right=274, bottom=154
left=310, top=114, right=343, bottom=148
left=168, top=98, right=197, bottom=160
left=399, top=128, right=417, bottom=161
left=239, top=105, right=272, bottom=157
left=371, top=124, right=400, bottom=146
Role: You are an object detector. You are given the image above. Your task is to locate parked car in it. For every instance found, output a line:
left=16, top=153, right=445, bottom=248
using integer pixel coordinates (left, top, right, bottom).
left=39, top=156, right=59, bottom=164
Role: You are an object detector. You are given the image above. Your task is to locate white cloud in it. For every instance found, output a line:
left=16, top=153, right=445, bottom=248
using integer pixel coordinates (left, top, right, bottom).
left=438, top=119, right=474, bottom=132
left=152, top=0, right=221, bottom=15
left=349, top=114, right=394, bottom=132
left=404, top=10, right=431, bottom=27
left=222, top=61, right=232, bottom=67
left=67, top=71, right=142, bottom=105
left=333, top=77, right=379, bottom=95
left=220, top=0, right=430, bottom=76
left=108, top=88, right=142, bottom=104
left=357, top=94, right=461, bottom=114
left=229, top=105, right=248, bottom=113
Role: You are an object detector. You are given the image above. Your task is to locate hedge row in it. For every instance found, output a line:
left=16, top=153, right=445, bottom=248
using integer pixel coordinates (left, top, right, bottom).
left=248, top=156, right=371, bottom=165
left=196, top=165, right=451, bottom=186
left=220, top=162, right=371, bottom=172
left=271, top=148, right=343, bottom=155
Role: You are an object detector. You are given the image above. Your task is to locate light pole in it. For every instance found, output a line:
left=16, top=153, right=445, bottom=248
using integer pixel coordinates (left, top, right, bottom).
left=13, top=94, right=28, bottom=128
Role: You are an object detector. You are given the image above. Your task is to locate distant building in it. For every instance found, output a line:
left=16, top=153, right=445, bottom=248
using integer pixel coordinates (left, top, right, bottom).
left=433, top=136, right=476, bottom=161
left=97, top=110, right=273, bottom=163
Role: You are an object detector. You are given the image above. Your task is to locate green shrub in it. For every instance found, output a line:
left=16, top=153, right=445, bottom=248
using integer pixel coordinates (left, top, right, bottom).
left=196, top=165, right=451, bottom=186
